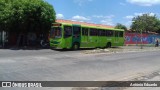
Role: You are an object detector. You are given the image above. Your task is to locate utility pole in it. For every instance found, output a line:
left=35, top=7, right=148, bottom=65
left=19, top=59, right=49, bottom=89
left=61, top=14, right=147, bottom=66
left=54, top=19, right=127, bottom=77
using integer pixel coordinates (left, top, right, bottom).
left=140, top=29, right=143, bottom=49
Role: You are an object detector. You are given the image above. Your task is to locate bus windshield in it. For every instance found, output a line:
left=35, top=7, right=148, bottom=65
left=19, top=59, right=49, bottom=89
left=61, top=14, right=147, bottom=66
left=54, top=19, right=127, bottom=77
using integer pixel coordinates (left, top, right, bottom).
left=50, top=27, right=62, bottom=38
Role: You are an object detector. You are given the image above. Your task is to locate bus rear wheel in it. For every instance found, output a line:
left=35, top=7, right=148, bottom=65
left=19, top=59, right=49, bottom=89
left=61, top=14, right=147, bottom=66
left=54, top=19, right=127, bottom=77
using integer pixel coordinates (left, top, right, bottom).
left=106, top=42, right=111, bottom=48
left=72, top=43, right=80, bottom=50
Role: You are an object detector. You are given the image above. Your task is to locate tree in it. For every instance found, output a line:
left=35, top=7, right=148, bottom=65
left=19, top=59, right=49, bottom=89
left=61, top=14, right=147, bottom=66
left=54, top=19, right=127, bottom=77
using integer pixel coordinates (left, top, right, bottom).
left=115, top=23, right=127, bottom=31
left=0, top=0, right=56, bottom=33
left=131, top=14, right=160, bottom=33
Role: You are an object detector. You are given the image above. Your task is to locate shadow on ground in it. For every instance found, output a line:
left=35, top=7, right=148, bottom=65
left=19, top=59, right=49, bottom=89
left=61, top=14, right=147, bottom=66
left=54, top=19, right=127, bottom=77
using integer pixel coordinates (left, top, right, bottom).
left=0, top=46, right=122, bottom=52
left=0, top=46, right=50, bottom=50
left=52, top=48, right=96, bottom=52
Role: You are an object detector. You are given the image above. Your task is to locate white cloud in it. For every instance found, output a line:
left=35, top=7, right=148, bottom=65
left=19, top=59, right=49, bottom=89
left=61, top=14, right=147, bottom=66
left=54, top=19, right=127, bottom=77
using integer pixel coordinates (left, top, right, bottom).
left=149, top=13, right=156, bottom=16
left=74, top=0, right=93, bottom=6
left=56, top=14, right=64, bottom=19
left=93, top=15, right=115, bottom=19
left=92, top=15, right=104, bottom=18
left=134, top=13, right=143, bottom=16
left=124, top=21, right=133, bottom=27
left=100, top=19, right=114, bottom=26
left=134, top=12, right=156, bottom=16
left=72, top=15, right=90, bottom=21
left=125, top=13, right=156, bottom=20
left=120, top=2, right=126, bottom=6
left=127, top=0, right=160, bottom=6
left=92, top=15, right=115, bottom=26
left=125, top=15, right=134, bottom=19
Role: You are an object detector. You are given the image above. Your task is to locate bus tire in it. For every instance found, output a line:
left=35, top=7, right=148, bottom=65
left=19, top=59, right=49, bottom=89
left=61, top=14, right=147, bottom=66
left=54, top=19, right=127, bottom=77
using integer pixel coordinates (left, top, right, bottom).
left=106, top=42, right=111, bottom=48
left=72, top=43, right=80, bottom=50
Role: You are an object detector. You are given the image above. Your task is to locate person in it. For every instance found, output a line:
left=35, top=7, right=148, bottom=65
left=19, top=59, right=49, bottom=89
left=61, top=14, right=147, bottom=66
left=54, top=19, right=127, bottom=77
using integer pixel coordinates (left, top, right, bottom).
left=155, top=39, right=159, bottom=47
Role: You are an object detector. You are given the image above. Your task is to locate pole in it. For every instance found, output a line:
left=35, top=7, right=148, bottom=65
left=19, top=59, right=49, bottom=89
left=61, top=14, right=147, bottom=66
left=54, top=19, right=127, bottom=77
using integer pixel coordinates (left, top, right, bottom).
left=140, top=29, right=143, bottom=49
left=136, top=28, right=138, bottom=46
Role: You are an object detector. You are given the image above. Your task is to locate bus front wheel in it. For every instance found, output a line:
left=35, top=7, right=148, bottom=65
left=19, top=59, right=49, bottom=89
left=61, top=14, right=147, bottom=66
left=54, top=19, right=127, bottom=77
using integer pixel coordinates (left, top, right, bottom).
left=72, top=43, right=80, bottom=50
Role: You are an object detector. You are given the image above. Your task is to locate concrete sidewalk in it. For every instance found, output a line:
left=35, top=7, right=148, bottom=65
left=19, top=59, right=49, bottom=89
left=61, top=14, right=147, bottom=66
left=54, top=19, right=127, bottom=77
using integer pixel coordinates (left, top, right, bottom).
left=119, top=45, right=160, bottom=52
left=82, top=46, right=160, bottom=54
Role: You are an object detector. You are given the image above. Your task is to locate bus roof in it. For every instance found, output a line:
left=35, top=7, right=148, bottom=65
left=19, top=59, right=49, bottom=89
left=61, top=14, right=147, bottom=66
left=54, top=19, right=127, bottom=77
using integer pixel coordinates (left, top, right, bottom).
left=53, top=23, right=124, bottom=31
left=54, top=20, right=124, bottom=31
left=56, top=19, right=114, bottom=28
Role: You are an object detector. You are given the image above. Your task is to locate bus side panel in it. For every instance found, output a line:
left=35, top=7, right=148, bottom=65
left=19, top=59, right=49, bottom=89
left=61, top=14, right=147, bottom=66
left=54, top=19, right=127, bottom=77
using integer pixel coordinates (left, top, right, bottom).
left=111, top=37, right=114, bottom=46
left=81, top=35, right=89, bottom=48
left=113, top=31, right=124, bottom=46
left=63, top=37, right=72, bottom=49
left=117, top=37, right=124, bottom=46
left=87, top=36, right=98, bottom=48
left=111, top=37, right=124, bottom=46
left=98, top=36, right=106, bottom=48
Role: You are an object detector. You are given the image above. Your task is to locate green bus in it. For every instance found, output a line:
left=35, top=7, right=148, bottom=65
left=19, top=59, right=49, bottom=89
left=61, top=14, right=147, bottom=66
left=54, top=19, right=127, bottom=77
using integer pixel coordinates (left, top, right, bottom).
left=49, top=23, right=124, bottom=50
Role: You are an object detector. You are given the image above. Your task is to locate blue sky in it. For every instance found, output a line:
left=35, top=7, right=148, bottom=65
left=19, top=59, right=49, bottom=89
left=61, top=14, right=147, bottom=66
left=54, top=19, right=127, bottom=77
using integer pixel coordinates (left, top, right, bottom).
left=45, top=0, right=160, bottom=27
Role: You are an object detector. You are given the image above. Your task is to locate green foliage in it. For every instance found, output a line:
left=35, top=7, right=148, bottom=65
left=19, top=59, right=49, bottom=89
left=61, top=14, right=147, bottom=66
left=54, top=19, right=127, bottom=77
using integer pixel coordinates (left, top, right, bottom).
left=0, top=0, right=56, bottom=33
left=115, top=23, right=127, bottom=31
left=131, top=14, right=160, bottom=33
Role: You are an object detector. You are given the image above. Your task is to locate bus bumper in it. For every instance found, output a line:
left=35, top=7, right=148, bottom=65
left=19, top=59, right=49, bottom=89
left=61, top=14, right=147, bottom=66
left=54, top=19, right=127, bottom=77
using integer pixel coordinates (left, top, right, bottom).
left=50, top=43, right=63, bottom=49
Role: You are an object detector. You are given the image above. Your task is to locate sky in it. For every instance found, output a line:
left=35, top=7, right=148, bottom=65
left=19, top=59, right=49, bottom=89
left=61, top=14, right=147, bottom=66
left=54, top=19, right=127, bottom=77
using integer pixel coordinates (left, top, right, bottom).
left=45, top=0, right=160, bottom=27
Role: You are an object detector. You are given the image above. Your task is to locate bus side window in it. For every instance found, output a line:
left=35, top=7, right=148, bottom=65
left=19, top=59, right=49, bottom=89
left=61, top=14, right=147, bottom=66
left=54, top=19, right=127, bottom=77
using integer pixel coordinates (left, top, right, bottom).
left=115, top=31, right=119, bottom=37
left=82, top=28, right=88, bottom=36
left=119, top=31, right=123, bottom=37
left=99, top=29, right=104, bottom=36
left=90, top=28, right=94, bottom=36
left=91, top=29, right=97, bottom=36
left=64, top=26, right=72, bottom=38
left=106, top=30, right=113, bottom=37
left=95, top=29, right=98, bottom=36
left=102, top=30, right=105, bottom=36
left=110, top=31, right=113, bottom=36
left=98, top=30, right=102, bottom=36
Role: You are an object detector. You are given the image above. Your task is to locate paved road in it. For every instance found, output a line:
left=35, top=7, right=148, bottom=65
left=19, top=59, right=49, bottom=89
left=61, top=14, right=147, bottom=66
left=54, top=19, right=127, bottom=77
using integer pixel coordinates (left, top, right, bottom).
left=0, top=49, right=160, bottom=90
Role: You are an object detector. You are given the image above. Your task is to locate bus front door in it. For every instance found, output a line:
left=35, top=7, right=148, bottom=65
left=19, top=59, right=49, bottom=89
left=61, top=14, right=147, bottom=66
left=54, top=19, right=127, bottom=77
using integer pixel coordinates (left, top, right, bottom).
left=72, top=25, right=81, bottom=49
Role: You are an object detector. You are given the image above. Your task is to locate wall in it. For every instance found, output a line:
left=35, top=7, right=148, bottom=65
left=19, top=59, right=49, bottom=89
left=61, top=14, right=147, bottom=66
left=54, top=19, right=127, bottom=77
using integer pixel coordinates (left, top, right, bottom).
left=125, top=33, right=160, bottom=45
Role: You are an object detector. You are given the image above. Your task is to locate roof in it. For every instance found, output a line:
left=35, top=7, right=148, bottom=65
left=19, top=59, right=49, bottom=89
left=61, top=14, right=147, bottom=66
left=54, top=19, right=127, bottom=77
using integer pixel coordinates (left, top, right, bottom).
left=56, top=19, right=114, bottom=29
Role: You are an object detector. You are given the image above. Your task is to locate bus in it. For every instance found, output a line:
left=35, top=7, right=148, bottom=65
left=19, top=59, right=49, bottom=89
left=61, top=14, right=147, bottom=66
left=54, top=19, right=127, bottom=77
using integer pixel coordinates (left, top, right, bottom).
left=49, top=22, right=124, bottom=50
